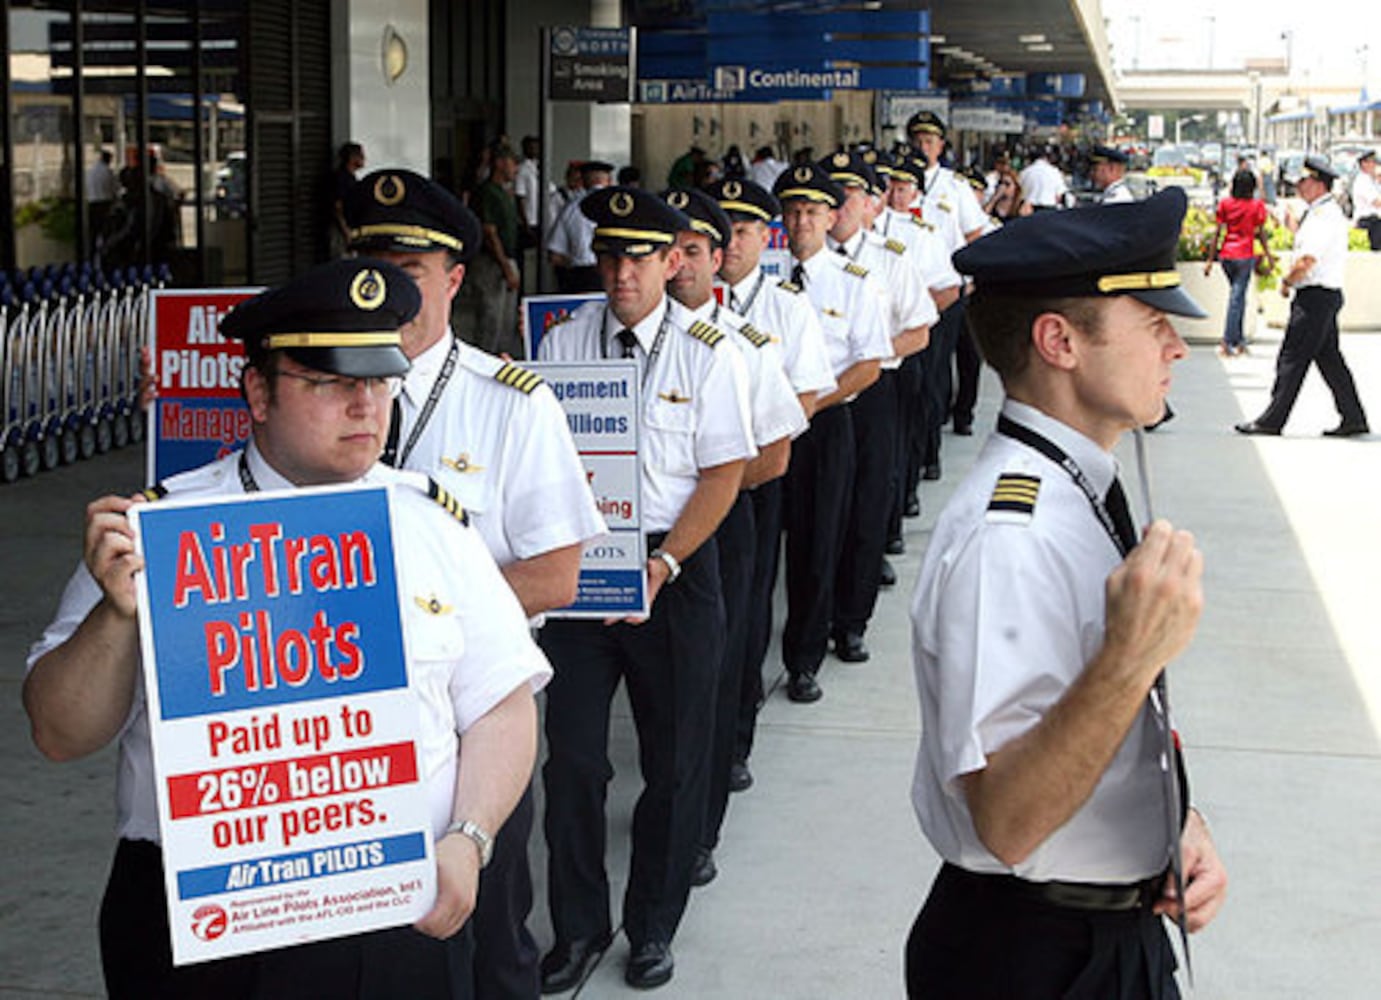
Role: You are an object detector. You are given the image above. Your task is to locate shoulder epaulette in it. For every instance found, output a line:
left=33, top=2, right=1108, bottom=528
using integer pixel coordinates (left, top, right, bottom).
left=687, top=319, right=725, bottom=348
left=843, top=262, right=870, bottom=279
left=493, top=362, right=544, bottom=395
left=911, top=215, right=934, bottom=231
left=139, top=483, right=168, bottom=502
left=737, top=323, right=771, bottom=349
left=884, top=238, right=907, bottom=255
left=425, top=477, right=470, bottom=526
left=987, top=473, right=1040, bottom=519
left=777, top=279, right=804, bottom=294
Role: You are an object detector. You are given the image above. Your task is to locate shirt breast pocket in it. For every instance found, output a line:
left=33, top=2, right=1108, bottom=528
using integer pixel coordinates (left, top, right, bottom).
left=432, top=462, right=492, bottom=519
left=644, top=397, right=699, bottom=477
left=405, top=596, right=466, bottom=747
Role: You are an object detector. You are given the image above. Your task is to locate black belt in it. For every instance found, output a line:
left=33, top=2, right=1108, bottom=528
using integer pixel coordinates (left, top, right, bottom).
left=943, top=863, right=1162, bottom=914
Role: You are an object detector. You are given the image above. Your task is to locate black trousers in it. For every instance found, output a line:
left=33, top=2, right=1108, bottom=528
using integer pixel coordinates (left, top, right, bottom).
left=472, top=785, right=538, bottom=1000
left=735, top=478, right=783, bottom=763
left=1359, top=217, right=1381, bottom=252
left=781, top=403, right=855, bottom=677
left=540, top=537, right=723, bottom=948
left=905, top=864, right=1179, bottom=1000
left=1255, top=286, right=1368, bottom=431
left=920, top=298, right=965, bottom=469
left=892, top=351, right=929, bottom=538
left=833, top=371, right=898, bottom=638
left=703, top=492, right=755, bottom=852
left=951, top=320, right=981, bottom=430
left=99, top=838, right=472, bottom=1000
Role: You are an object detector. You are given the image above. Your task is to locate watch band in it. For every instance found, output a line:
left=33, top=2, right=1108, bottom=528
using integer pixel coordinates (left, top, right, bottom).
left=651, top=547, right=681, bottom=582
left=444, top=819, right=493, bottom=868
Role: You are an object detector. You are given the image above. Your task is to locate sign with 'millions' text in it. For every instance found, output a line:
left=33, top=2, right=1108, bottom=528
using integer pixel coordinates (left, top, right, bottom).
left=526, top=361, right=646, bottom=619
left=146, top=287, right=262, bottom=485
left=132, top=485, right=434, bottom=965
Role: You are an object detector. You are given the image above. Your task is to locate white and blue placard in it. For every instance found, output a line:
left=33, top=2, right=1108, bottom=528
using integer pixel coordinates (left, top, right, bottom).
left=131, top=484, right=434, bottom=965
left=526, top=360, right=646, bottom=619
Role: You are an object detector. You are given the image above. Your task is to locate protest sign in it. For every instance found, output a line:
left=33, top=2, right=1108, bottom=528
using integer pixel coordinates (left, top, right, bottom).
left=521, top=292, right=604, bottom=360
left=146, top=288, right=262, bottom=484
left=132, top=484, right=434, bottom=964
left=527, top=360, right=646, bottom=618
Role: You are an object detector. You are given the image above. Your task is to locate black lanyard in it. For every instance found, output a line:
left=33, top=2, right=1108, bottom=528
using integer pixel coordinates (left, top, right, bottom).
left=384, top=336, right=460, bottom=469
left=237, top=451, right=259, bottom=493
left=996, top=414, right=1126, bottom=555
left=601, top=307, right=671, bottom=389
left=732, top=270, right=768, bottom=316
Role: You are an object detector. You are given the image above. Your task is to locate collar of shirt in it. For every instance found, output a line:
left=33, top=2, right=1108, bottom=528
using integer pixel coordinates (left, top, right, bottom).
left=402, top=329, right=455, bottom=406
left=729, top=265, right=763, bottom=302
left=1001, top=398, right=1119, bottom=498
left=242, top=438, right=296, bottom=491
left=795, top=247, right=832, bottom=283
left=602, top=295, right=669, bottom=353
left=924, top=164, right=942, bottom=188
left=826, top=228, right=865, bottom=257
left=686, top=296, right=721, bottom=325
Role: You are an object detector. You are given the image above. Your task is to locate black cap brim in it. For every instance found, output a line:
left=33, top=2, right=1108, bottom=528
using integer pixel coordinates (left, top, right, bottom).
left=1130, top=285, right=1207, bottom=320
left=283, top=344, right=411, bottom=379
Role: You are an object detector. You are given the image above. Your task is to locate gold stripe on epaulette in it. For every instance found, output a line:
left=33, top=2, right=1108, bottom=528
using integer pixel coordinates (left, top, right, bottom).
left=494, top=362, right=544, bottom=394
left=425, top=477, right=471, bottom=526
left=844, top=262, right=870, bottom=279
left=140, top=483, right=168, bottom=502
left=777, top=280, right=803, bottom=294
left=737, top=323, right=771, bottom=349
left=988, top=473, right=1041, bottom=515
left=687, top=320, right=725, bottom=348
left=884, top=238, right=907, bottom=255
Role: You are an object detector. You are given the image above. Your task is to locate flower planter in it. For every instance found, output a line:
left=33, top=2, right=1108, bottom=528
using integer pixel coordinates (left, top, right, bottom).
left=1258, top=252, right=1381, bottom=331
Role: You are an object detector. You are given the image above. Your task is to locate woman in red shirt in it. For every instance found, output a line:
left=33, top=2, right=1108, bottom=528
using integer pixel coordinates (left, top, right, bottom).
left=1206, top=169, right=1276, bottom=356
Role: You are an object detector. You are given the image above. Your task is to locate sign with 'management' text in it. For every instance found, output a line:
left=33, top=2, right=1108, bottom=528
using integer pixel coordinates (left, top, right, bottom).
left=146, top=287, right=262, bottom=485
left=132, top=485, right=434, bottom=965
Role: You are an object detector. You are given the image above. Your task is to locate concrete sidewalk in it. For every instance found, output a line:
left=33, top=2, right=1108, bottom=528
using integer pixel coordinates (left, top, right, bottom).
left=3, top=327, right=1380, bottom=998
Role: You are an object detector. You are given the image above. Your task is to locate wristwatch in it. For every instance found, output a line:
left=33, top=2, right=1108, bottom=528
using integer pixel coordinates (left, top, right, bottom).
left=650, top=547, right=681, bottom=583
left=444, top=819, right=493, bottom=868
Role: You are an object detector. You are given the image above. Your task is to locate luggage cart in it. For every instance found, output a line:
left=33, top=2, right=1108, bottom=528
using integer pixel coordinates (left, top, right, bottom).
left=0, top=283, right=20, bottom=483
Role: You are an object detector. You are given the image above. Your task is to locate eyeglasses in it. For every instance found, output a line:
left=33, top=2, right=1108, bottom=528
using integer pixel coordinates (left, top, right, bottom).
left=277, top=370, right=403, bottom=401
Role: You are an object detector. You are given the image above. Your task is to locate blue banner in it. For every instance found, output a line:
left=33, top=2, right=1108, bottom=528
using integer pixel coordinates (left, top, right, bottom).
left=137, top=487, right=408, bottom=721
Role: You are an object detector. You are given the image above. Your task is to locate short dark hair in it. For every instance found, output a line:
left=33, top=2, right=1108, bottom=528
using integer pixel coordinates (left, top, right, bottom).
left=1230, top=169, right=1256, bottom=199
left=965, top=289, right=1105, bottom=383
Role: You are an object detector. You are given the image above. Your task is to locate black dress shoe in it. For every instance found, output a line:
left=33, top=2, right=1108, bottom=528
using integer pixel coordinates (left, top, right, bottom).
left=690, top=847, right=717, bottom=887
left=922, top=462, right=941, bottom=481
left=625, top=941, right=674, bottom=990
left=728, top=760, right=753, bottom=792
left=834, top=632, right=870, bottom=663
left=1234, top=420, right=1281, bottom=436
left=1323, top=422, right=1369, bottom=437
left=540, top=934, right=611, bottom=994
left=885, top=536, right=905, bottom=555
left=879, top=558, right=897, bottom=588
left=787, top=673, right=822, bottom=703
left=904, top=495, right=921, bottom=518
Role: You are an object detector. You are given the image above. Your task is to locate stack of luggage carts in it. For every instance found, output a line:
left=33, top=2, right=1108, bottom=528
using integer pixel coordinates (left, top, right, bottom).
left=1, top=262, right=170, bottom=483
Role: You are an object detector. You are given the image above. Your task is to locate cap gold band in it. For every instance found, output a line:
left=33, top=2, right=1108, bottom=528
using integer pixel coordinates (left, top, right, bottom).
left=689, top=219, right=722, bottom=240
left=594, top=226, right=676, bottom=243
left=777, top=188, right=838, bottom=206
left=265, top=332, right=403, bottom=349
left=828, top=171, right=870, bottom=189
left=910, top=124, right=944, bottom=136
left=350, top=223, right=464, bottom=252
left=1096, top=270, right=1182, bottom=293
left=720, top=200, right=771, bottom=220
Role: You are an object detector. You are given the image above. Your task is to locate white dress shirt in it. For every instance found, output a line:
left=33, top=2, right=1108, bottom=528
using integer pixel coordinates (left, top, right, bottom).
left=394, top=333, right=606, bottom=568
left=27, top=442, right=553, bottom=844
left=874, top=208, right=964, bottom=292
left=726, top=264, right=836, bottom=398
left=923, top=164, right=988, bottom=244
left=537, top=296, right=756, bottom=533
left=828, top=227, right=938, bottom=369
left=1018, top=158, right=1069, bottom=209
left=1294, top=194, right=1348, bottom=290
left=791, top=248, right=893, bottom=390
left=910, top=400, right=1168, bottom=883
left=1349, top=170, right=1380, bottom=222
left=546, top=195, right=597, bottom=267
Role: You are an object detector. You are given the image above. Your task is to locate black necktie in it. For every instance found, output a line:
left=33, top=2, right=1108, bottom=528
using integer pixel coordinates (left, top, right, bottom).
left=790, top=262, right=805, bottom=287
left=729, top=290, right=741, bottom=312
left=834, top=243, right=848, bottom=256
left=381, top=396, right=403, bottom=467
left=1104, top=478, right=1139, bottom=553
left=616, top=328, right=638, bottom=359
